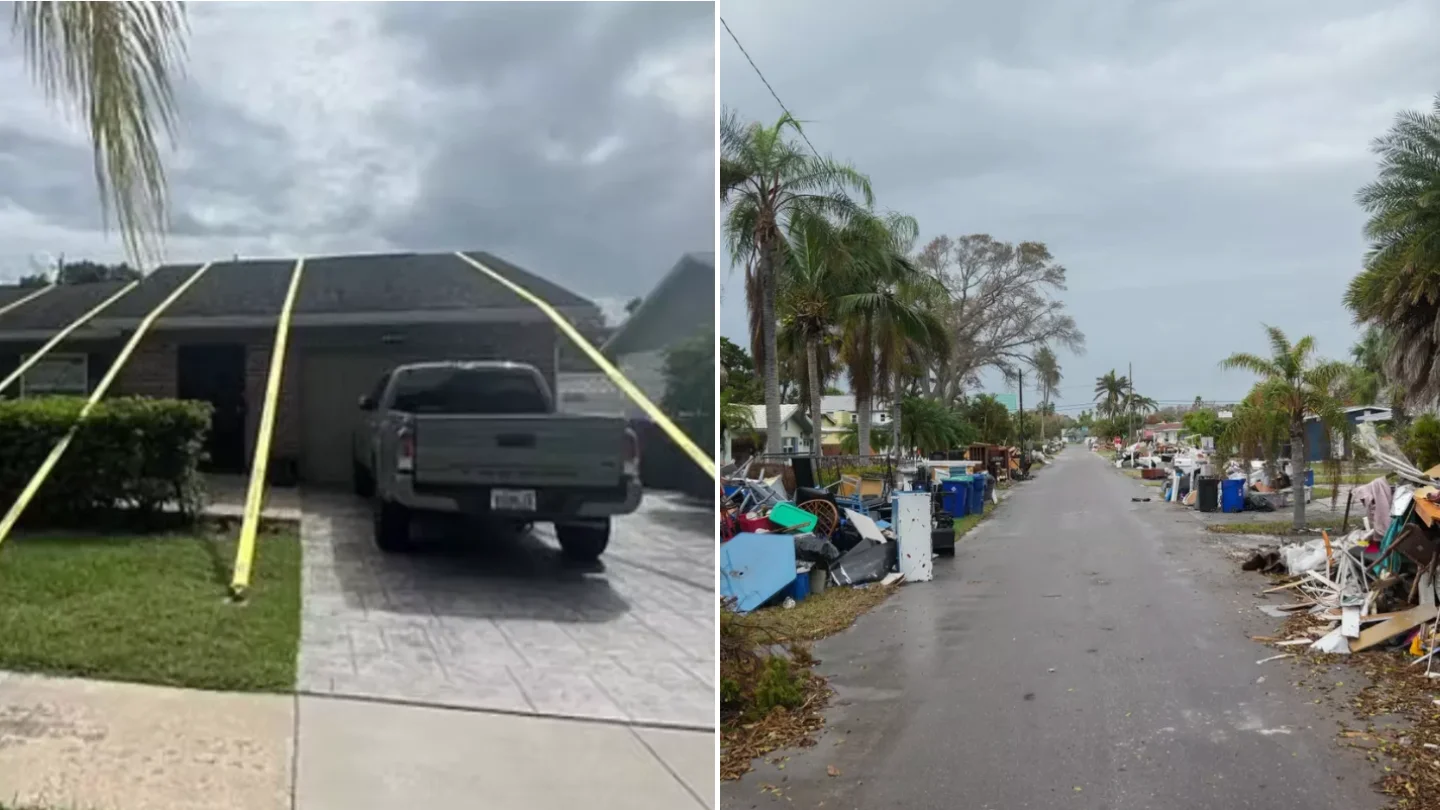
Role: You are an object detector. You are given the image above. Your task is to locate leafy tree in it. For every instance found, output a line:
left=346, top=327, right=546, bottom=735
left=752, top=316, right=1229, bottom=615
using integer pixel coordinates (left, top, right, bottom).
left=661, top=330, right=714, bottom=450
left=56, top=260, right=141, bottom=285
left=722, top=109, right=872, bottom=455
left=14, top=3, right=189, bottom=264
left=963, top=394, right=1012, bottom=445
left=1344, top=95, right=1440, bottom=407
left=898, top=395, right=974, bottom=455
left=839, top=420, right=892, bottom=454
left=16, top=273, right=48, bottom=288
left=1406, top=413, right=1440, bottom=470
left=1221, top=326, right=1348, bottom=530
left=1181, top=409, right=1223, bottom=443
left=720, top=336, right=763, bottom=404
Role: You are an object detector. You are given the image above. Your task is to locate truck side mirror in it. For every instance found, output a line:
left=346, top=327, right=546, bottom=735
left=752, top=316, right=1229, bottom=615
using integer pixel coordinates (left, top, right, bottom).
left=358, top=395, right=376, bottom=411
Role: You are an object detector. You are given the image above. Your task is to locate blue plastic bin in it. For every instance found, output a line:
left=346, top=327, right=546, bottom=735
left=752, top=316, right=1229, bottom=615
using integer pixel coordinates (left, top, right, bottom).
left=1305, top=469, right=1314, bottom=488
left=969, top=473, right=988, bottom=515
left=787, top=569, right=810, bottom=602
left=1220, top=479, right=1245, bottom=513
left=940, top=478, right=970, bottom=517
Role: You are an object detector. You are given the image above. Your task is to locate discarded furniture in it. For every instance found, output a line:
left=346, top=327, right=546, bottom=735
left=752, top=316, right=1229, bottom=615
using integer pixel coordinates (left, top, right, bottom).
left=720, top=532, right=797, bottom=613
left=894, top=491, right=933, bottom=583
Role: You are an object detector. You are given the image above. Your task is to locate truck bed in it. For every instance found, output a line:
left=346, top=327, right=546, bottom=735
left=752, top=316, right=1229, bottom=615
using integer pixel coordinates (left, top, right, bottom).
left=410, top=413, right=627, bottom=489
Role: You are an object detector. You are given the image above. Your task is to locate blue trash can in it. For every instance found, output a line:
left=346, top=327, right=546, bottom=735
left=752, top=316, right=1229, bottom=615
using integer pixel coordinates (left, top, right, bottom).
left=1305, top=469, right=1314, bottom=488
left=940, top=479, right=969, bottom=517
left=1220, top=479, right=1245, bottom=513
left=969, top=473, right=989, bottom=515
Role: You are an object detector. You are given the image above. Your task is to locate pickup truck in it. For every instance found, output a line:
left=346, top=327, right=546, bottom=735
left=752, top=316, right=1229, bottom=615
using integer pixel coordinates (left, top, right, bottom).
left=351, top=360, right=642, bottom=559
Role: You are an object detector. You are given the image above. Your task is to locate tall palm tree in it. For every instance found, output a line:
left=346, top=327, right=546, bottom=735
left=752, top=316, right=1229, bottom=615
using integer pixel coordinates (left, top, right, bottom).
left=1032, top=346, right=1062, bottom=440
left=776, top=212, right=853, bottom=459
left=1093, top=370, right=1128, bottom=419
left=1221, top=326, right=1348, bottom=530
left=836, top=212, right=945, bottom=456
left=13, top=2, right=190, bottom=265
left=722, top=109, right=873, bottom=454
left=1344, top=95, right=1440, bottom=407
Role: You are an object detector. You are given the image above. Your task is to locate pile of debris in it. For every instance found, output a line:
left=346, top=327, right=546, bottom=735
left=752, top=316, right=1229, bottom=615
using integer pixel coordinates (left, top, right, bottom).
left=1243, top=425, right=1440, bottom=661
left=719, top=457, right=996, bottom=613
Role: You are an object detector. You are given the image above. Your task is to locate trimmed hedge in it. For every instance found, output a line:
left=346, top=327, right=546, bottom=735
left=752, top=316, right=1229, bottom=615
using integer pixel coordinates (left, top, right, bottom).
left=0, top=396, right=211, bottom=525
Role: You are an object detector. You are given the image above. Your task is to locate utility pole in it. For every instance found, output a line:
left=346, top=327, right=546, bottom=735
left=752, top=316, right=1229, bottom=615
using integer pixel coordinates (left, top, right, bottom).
left=1017, top=368, right=1026, bottom=451
left=1128, top=361, right=1135, bottom=443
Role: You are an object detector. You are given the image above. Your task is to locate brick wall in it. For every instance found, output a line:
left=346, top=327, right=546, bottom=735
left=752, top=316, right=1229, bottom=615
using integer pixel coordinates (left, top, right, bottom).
left=243, top=342, right=301, bottom=462
left=115, top=340, right=177, bottom=398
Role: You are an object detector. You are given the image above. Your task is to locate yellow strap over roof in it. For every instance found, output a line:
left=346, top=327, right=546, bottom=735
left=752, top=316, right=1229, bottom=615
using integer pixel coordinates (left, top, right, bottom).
left=453, top=252, right=714, bottom=479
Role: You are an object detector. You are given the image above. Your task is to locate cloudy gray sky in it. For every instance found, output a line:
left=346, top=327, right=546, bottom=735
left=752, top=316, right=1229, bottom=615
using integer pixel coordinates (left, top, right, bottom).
left=0, top=1, right=714, bottom=323
left=720, top=0, right=1440, bottom=410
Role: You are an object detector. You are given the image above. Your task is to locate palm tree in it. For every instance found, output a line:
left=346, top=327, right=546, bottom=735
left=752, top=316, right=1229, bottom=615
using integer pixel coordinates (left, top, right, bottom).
left=1032, top=347, right=1062, bottom=440
left=722, top=109, right=873, bottom=454
left=836, top=213, right=946, bottom=457
left=1344, top=95, right=1440, bottom=407
left=1093, top=370, right=1129, bottom=419
left=13, top=3, right=189, bottom=265
left=1221, top=326, right=1348, bottom=530
left=775, top=212, right=853, bottom=459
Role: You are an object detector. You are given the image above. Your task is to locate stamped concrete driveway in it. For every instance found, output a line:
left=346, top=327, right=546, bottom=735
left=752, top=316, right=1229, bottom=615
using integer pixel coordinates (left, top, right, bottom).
left=296, top=490, right=714, bottom=729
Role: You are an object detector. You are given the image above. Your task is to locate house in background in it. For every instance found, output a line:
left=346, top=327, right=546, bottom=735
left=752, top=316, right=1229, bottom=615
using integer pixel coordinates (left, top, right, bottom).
left=729, top=404, right=812, bottom=459
left=1302, top=405, right=1392, bottom=462
left=599, top=252, right=713, bottom=495
left=0, top=251, right=598, bottom=486
left=1150, top=422, right=1183, bottom=444
left=818, top=394, right=890, bottom=455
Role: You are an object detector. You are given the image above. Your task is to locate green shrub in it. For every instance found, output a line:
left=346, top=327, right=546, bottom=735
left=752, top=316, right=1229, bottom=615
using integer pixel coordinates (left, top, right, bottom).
left=0, top=396, right=211, bottom=526
left=753, top=655, right=803, bottom=714
left=1407, top=413, right=1440, bottom=471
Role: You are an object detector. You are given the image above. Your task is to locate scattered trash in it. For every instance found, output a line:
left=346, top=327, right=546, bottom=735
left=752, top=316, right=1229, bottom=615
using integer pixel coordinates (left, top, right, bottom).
left=1256, top=654, right=1295, bottom=665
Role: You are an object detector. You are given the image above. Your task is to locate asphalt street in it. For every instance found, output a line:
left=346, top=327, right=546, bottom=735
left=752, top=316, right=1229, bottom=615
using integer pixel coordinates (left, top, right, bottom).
left=723, top=449, right=1387, bottom=810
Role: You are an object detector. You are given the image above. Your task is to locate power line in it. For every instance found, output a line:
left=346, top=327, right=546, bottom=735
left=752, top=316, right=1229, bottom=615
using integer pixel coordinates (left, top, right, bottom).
left=719, top=16, right=823, bottom=159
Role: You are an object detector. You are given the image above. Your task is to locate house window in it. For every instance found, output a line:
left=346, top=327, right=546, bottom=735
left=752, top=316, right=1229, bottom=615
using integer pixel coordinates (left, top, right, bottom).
left=20, top=353, right=87, bottom=397
left=782, top=436, right=796, bottom=453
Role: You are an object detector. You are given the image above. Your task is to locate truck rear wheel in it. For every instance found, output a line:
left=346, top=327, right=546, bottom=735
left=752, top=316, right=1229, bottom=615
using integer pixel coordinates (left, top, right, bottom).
left=374, top=500, right=412, bottom=553
left=557, top=520, right=609, bottom=561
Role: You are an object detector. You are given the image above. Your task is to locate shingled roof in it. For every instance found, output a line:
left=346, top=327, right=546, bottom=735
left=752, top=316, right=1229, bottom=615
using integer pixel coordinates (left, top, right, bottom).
left=0, top=251, right=598, bottom=332
left=603, top=252, right=713, bottom=357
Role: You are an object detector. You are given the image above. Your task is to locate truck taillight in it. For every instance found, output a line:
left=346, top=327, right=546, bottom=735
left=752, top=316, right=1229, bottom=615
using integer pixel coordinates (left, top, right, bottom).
left=623, top=428, right=640, bottom=477
left=397, top=426, right=415, bottom=474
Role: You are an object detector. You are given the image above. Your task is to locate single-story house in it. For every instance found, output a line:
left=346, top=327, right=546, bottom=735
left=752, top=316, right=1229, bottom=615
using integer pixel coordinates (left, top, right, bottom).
left=0, top=251, right=600, bottom=486
left=1301, top=405, right=1392, bottom=462
left=596, top=251, right=713, bottom=496
left=728, top=404, right=812, bottom=459
left=1150, top=422, right=1182, bottom=444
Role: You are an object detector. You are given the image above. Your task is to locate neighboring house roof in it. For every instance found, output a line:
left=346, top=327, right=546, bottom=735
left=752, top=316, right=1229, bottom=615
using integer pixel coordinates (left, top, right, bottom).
left=746, top=404, right=811, bottom=432
left=1153, top=422, right=1182, bottom=431
left=1304, top=405, right=1392, bottom=422
left=0, top=281, right=130, bottom=331
left=603, top=252, right=713, bottom=358
left=0, top=251, right=600, bottom=334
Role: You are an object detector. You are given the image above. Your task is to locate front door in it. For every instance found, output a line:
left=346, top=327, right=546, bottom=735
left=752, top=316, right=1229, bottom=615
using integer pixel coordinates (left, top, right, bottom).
left=177, top=344, right=247, bottom=472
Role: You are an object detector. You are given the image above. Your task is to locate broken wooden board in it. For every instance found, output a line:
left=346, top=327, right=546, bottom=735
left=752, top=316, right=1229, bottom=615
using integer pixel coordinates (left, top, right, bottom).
left=1352, top=604, right=1440, bottom=652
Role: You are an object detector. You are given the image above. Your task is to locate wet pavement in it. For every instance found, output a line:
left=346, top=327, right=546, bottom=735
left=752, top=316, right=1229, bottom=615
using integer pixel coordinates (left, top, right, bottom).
left=723, top=449, right=1386, bottom=810
left=296, top=489, right=714, bottom=730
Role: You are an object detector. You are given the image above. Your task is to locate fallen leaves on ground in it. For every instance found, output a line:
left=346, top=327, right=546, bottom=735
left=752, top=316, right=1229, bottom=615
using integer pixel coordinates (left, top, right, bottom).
left=721, top=671, right=831, bottom=782
left=747, top=582, right=901, bottom=645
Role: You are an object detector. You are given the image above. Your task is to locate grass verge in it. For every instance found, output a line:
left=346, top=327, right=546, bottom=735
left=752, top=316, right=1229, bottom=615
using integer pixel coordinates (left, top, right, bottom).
left=0, top=529, right=301, bottom=692
left=1205, top=514, right=1346, bottom=535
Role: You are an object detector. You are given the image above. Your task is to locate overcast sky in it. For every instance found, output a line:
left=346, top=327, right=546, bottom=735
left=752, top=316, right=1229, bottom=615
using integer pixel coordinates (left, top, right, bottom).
left=0, top=1, right=714, bottom=323
left=720, top=0, right=1440, bottom=410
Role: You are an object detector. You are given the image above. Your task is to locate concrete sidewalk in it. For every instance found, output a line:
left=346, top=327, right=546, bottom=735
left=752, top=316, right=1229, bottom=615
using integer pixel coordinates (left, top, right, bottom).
left=0, top=671, right=713, bottom=810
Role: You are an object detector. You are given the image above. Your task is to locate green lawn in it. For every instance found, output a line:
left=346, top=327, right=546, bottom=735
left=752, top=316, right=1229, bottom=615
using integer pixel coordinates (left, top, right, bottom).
left=0, top=530, right=301, bottom=692
left=954, top=501, right=997, bottom=537
left=1205, top=513, right=1347, bottom=535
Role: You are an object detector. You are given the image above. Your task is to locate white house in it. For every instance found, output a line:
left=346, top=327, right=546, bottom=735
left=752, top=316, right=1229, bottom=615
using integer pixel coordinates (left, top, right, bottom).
left=735, top=404, right=814, bottom=457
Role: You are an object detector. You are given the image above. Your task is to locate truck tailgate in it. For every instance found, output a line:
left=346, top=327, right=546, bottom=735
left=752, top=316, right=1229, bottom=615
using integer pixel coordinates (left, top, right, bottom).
left=412, top=415, right=626, bottom=488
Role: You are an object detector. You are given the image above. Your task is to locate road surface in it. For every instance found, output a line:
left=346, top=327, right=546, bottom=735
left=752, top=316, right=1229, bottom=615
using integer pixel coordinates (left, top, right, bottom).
left=723, top=449, right=1386, bottom=810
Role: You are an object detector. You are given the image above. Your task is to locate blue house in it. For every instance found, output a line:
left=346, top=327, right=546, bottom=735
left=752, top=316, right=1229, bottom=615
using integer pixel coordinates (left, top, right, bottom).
left=1301, top=406, right=1391, bottom=462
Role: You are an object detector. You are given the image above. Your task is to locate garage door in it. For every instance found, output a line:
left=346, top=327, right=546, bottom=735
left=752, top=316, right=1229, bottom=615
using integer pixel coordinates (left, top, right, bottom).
left=299, top=351, right=417, bottom=485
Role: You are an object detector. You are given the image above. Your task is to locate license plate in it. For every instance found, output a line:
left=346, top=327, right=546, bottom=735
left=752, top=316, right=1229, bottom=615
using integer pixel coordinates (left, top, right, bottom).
left=490, top=488, right=536, bottom=512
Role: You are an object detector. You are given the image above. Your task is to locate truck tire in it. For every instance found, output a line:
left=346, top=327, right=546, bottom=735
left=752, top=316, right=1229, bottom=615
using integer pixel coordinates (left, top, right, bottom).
left=374, top=500, right=412, bottom=553
left=353, top=460, right=374, bottom=498
left=556, top=520, right=609, bottom=561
